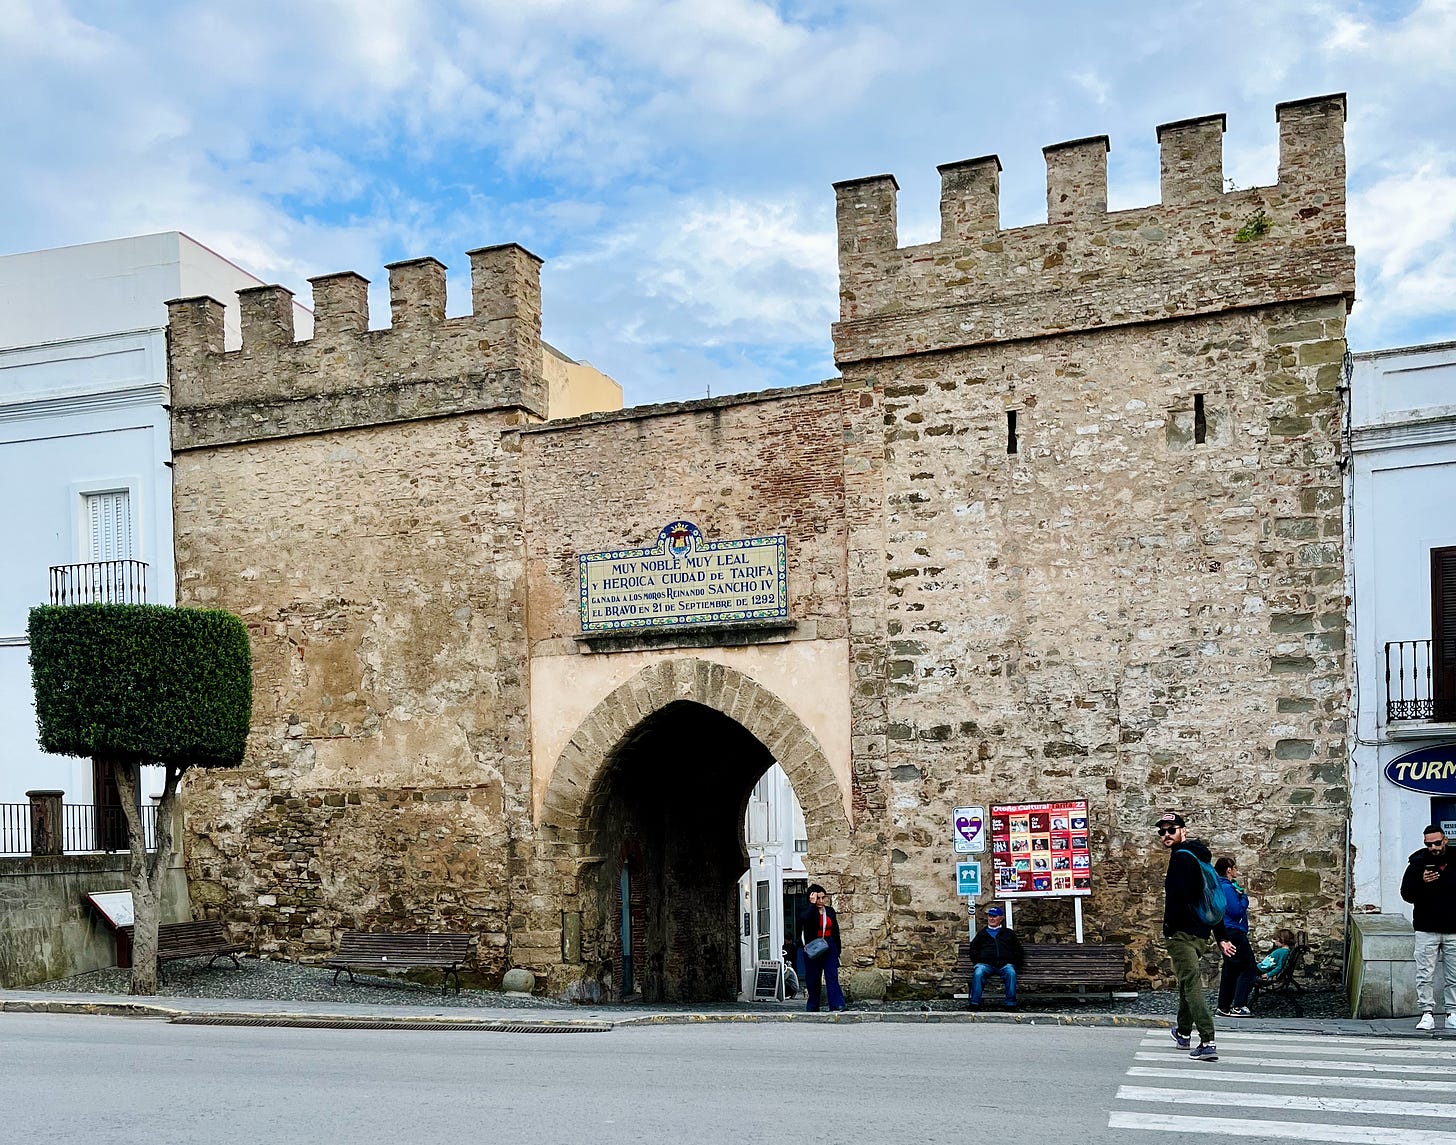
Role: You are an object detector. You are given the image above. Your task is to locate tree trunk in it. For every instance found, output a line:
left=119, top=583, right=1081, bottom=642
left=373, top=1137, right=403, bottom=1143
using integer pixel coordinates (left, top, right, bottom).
left=113, top=760, right=180, bottom=996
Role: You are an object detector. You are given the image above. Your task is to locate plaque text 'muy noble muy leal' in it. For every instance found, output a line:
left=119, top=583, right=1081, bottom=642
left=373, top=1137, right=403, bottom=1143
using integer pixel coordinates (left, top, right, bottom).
left=579, top=520, right=789, bottom=632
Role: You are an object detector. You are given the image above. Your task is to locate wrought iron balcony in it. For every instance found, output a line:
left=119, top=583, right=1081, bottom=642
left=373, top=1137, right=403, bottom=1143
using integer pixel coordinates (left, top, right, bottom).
left=1385, top=639, right=1456, bottom=723
left=0, top=799, right=157, bottom=857
left=48, top=559, right=149, bottom=605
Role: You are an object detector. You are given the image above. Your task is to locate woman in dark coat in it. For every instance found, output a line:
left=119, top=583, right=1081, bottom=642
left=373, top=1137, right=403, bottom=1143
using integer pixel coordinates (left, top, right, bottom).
left=1215, top=857, right=1257, bottom=1016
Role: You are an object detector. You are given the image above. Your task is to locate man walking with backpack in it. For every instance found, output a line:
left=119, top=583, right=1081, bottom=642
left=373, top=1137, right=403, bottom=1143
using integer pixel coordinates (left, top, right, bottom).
left=1156, top=811, right=1235, bottom=1061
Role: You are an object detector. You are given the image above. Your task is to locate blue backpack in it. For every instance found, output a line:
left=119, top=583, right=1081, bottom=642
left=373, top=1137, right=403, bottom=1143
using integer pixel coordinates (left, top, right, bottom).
left=1193, top=856, right=1228, bottom=926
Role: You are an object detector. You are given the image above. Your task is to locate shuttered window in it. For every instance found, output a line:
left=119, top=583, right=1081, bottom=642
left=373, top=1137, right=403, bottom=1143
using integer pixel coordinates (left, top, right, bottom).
left=84, top=491, right=134, bottom=561
left=1434, top=547, right=1456, bottom=717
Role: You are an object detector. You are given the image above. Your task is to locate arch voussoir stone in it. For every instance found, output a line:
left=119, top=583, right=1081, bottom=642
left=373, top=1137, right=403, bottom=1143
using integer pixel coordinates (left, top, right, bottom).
left=539, top=657, right=849, bottom=837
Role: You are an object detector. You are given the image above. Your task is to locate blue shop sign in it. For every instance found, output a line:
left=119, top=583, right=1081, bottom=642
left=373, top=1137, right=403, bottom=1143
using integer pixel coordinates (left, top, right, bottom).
left=1385, top=743, right=1456, bottom=795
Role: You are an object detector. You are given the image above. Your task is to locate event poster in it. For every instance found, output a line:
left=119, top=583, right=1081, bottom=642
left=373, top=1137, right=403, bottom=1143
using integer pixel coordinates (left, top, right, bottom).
left=990, top=800, right=1092, bottom=899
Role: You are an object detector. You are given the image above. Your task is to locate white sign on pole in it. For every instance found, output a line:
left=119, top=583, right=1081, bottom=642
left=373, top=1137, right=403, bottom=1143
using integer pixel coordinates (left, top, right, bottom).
left=953, top=806, right=986, bottom=854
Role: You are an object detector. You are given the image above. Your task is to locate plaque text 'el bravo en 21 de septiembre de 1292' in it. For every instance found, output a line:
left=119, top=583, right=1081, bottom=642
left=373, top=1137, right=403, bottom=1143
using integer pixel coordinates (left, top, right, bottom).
left=578, top=520, right=789, bottom=633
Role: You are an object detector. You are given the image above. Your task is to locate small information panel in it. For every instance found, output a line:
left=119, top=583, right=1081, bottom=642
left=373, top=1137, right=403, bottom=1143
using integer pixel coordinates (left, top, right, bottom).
left=953, top=806, right=986, bottom=854
left=955, top=861, right=982, bottom=897
left=85, top=890, right=135, bottom=928
left=579, top=520, right=788, bottom=633
left=753, top=960, right=783, bottom=1001
left=990, top=799, right=1092, bottom=899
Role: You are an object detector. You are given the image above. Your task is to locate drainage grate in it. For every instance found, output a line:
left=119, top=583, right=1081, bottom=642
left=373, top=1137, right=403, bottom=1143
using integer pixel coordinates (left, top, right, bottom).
left=170, top=1015, right=611, bottom=1033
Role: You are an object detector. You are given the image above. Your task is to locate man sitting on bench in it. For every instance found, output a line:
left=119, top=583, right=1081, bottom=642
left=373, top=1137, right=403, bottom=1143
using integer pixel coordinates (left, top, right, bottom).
left=968, top=904, right=1026, bottom=1011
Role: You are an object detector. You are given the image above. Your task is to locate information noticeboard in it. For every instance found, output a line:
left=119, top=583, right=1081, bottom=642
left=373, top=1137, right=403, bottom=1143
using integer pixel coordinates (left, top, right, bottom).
left=85, top=890, right=135, bottom=928
left=955, top=861, right=981, bottom=897
left=579, top=520, right=788, bottom=633
left=990, top=800, right=1091, bottom=899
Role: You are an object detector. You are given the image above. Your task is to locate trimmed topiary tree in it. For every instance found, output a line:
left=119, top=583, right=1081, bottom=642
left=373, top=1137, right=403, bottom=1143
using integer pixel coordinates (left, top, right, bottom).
left=28, top=603, right=251, bottom=994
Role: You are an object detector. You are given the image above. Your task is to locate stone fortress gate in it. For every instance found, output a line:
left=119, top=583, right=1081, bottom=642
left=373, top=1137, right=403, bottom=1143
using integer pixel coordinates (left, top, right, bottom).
left=169, top=95, right=1354, bottom=1000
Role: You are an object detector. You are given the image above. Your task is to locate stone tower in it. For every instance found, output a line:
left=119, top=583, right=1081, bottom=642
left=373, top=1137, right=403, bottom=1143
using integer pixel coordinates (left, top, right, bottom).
left=169, top=247, right=545, bottom=974
left=831, top=94, right=1354, bottom=978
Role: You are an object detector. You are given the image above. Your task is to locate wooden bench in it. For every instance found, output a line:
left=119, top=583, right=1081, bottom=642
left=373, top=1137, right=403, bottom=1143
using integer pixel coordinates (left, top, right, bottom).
left=325, top=931, right=475, bottom=996
left=1251, top=930, right=1311, bottom=1015
left=119, top=920, right=247, bottom=980
left=954, top=942, right=1127, bottom=1002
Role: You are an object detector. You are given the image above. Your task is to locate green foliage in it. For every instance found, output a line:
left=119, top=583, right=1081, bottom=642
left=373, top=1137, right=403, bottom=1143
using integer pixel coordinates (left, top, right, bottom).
left=28, top=604, right=252, bottom=770
left=1234, top=207, right=1273, bottom=243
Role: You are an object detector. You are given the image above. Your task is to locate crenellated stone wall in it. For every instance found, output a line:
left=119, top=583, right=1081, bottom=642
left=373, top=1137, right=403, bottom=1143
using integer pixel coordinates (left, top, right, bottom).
left=167, top=93, right=1355, bottom=995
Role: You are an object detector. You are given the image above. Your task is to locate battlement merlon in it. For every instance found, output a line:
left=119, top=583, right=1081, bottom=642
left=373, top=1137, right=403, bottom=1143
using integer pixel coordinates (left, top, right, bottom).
left=938, top=156, right=1002, bottom=243
left=831, top=94, right=1353, bottom=366
left=166, top=242, right=548, bottom=452
left=1044, top=135, right=1109, bottom=223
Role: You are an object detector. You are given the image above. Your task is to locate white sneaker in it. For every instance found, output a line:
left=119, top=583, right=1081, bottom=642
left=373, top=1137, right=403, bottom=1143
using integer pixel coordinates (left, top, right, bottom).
left=1446, top=1014, right=1456, bottom=1031
left=1417, top=1012, right=1435, bottom=1031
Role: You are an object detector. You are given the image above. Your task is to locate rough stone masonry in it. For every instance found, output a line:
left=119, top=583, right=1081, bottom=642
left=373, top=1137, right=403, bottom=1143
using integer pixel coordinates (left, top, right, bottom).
left=169, top=94, right=1354, bottom=999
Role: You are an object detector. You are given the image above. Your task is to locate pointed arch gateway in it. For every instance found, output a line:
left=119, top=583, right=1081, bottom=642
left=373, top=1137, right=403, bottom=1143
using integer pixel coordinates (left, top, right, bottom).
left=538, top=657, right=851, bottom=1002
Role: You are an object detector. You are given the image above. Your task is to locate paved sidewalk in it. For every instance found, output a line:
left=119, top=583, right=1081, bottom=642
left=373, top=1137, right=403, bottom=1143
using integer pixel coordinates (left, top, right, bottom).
left=3, top=986, right=1452, bottom=1037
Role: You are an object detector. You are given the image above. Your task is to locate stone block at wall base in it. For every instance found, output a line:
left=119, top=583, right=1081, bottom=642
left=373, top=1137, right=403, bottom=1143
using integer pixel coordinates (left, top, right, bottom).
left=1349, top=913, right=1419, bottom=1019
left=847, top=968, right=889, bottom=1003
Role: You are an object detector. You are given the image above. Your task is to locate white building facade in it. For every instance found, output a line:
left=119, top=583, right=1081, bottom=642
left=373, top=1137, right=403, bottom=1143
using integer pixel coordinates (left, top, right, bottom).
left=0, top=233, right=297, bottom=816
left=1349, top=340, right=1456, bottom=918
left=736, top=762, right=810, bottom=998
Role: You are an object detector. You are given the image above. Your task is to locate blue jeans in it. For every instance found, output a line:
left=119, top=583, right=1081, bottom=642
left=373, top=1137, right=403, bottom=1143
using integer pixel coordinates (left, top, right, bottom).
left=971, top=963, right=1017, bottom=1006
left=805, top=944, right=845, bottom=1011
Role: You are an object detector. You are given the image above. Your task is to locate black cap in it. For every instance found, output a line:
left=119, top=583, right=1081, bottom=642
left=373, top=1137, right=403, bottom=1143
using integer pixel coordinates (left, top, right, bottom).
left=1155, top=811, right=1186, bottom=828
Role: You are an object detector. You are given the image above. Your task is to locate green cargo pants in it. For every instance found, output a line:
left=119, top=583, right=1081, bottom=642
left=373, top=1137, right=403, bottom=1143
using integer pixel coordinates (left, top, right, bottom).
left=1166, top=931, right=1215, bottom=1044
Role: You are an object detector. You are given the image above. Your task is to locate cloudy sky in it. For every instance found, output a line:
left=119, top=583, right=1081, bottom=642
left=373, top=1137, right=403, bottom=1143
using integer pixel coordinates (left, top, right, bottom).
left=3, top=0, right=1453, bottom=405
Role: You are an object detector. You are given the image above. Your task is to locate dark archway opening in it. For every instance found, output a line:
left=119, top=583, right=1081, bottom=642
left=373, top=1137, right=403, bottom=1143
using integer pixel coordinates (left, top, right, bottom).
left=585, top=700, right=774, bottom=1003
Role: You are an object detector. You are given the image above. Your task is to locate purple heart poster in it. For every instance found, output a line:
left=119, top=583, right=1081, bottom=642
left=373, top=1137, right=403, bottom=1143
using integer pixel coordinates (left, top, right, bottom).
left=953, top=806, right=985, bottom=854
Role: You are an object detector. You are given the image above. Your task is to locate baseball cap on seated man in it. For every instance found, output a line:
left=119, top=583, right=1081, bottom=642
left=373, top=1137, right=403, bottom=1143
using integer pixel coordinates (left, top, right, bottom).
left=986, top=905, right=1004, bottom=917
left=1154, top=811, right=1186, bottom=828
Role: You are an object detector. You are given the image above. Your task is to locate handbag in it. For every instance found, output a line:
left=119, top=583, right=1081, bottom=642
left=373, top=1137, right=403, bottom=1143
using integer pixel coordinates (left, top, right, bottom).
left=804, top=937, right=829, bottom=959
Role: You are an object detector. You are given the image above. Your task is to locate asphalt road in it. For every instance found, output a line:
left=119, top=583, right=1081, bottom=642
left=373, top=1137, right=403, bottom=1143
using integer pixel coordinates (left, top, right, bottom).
left=4, top=1015, right=1455, bottom=1144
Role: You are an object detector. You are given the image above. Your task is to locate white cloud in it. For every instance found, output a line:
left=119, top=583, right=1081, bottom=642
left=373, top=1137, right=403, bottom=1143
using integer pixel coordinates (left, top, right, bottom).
left=1, top=0, right=1454, bottom=392
left=1348, top=152, right=1456, bottom=345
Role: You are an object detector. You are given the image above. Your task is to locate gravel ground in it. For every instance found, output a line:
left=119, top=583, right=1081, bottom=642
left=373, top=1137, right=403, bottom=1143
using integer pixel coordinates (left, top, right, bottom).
left=27, top=957, right=1349, bottom=1019
left=32, top=957, right=575, bottom=1009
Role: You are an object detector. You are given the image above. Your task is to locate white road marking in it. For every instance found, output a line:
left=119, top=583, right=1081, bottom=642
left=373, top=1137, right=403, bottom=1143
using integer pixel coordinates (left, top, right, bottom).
left=1117, top=1084, right=1456, bottom=1119
left=1137, top=1035, right=1456, bottom=1060
left=1108, top=1110, right=1456, bottom=1143
left=1133, top=1050, right=1454, bottom=1075
left=1126, top=1066, right=1456, bottom=1093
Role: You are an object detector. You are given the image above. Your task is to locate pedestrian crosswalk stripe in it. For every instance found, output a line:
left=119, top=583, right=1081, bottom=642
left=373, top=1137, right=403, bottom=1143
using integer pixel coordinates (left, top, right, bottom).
left=1133, top=1050, right=1454, bottom=1075
left=1137, top=1035, right=1456, bottom=1061
left=1116, top=1084, right=1456, bottom=1119
left=1109, top=1110, right=1456, bottom=1143
left=1213, top=1031, right=1455, bottom=1050
left=1127, top=1065, right=1456, bottom=1093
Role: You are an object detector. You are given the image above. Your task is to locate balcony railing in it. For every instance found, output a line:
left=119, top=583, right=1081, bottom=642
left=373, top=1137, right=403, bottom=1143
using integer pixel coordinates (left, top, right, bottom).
left=48, top=559, right=149, bottom=605
left=1385, top=639, right=1456, bottom=723
left=0, top=801, right=158, bottom=857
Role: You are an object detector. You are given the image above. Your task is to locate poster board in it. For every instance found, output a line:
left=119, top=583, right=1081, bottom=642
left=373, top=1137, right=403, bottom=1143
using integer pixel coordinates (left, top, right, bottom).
left=990, top=800, right=1091, bottom=899
left=753, top=960, right=783, bottom=1001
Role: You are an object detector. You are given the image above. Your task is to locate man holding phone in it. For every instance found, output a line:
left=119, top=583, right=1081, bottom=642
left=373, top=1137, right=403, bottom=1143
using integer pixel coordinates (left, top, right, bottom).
left=1400, top=824, right=1456, bottom=1031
